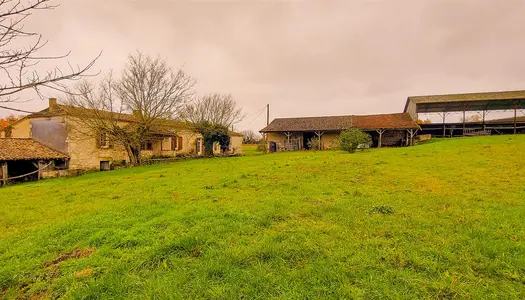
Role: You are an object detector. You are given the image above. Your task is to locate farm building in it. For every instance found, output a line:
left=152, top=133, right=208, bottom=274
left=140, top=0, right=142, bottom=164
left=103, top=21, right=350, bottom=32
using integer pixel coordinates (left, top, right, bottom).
left=260, top=113, right=419, bottom=152
left=1, top=98, right=243, bottom=176
left=405, top=90, right=525, bottom=137
left=0, top=138, right=69, bottom=186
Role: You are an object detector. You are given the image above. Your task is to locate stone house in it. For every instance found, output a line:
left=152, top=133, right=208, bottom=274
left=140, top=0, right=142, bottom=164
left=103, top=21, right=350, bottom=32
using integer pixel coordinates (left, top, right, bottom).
left=1, top=98, right=243, bottom=173
left=260, top=113, right=419, bottom=152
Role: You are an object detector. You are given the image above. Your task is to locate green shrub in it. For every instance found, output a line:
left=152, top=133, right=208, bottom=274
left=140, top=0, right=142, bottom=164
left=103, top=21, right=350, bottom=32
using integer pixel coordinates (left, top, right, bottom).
left=257, top=140, right=267, bottom=153
left=307, top=138, right=321, bottom=150
left=338, top=129, right=372, bottom=153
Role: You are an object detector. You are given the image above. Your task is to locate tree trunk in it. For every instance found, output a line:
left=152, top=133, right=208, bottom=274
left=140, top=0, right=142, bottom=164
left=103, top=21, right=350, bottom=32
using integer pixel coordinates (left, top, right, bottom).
left=125, top=144, right=142, bottom=166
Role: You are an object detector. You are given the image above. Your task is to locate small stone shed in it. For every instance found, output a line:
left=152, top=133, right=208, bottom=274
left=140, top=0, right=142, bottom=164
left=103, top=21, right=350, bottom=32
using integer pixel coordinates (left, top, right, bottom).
left=0, top=138, right=69, bottom=186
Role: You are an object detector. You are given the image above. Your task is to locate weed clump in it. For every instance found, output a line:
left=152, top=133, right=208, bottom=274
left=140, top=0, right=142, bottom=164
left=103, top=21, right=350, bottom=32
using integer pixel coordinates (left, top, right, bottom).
left=369, top=205, right=395, bottom=215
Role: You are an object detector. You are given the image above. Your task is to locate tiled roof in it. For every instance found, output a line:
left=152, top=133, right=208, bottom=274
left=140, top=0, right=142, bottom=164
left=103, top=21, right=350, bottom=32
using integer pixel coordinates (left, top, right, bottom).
left=260, top=113, right=418, bottom=132
left=0, top=138, right=68, bottom=161
left=407, top=90, right=525, bottom=104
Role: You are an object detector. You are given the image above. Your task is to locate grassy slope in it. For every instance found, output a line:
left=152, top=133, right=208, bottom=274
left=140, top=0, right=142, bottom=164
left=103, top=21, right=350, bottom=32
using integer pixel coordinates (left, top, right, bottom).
left=1, top=136, right=524, bottom=299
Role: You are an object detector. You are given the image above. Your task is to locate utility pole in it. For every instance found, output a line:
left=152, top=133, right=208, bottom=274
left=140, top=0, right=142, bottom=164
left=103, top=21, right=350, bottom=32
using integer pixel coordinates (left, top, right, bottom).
left=267, top=104, right=270, bottom=126
left=265, top=104, right=270, bottom=148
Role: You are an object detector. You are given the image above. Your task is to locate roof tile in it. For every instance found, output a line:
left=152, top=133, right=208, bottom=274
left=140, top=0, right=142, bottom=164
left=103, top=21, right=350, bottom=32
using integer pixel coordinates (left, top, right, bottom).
left=0, top=139, right=68, bottom=161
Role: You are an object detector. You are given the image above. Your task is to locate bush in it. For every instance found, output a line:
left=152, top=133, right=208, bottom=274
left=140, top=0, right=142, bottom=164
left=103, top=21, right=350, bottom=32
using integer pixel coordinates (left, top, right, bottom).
left=307, top=138, right=321, bottom=150
left=338, top=129, right=372, bottom=153
left=257, top=140, right=267, bottom=153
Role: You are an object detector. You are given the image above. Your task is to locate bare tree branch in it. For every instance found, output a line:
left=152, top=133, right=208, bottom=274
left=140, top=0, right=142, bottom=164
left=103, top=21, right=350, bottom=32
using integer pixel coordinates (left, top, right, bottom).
left=0, top=0, right=100, bottom=108
left=180, top=93, right=244, bottom=128
left=64, top=52, right=195, bottom=166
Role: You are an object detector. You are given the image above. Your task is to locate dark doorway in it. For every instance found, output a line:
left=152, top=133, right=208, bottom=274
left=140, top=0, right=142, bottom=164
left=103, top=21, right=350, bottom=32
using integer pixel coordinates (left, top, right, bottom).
left=303, top=132, right=316, bottom=149
left=269, top=142, right=277, bottom=153
left=6, top=160, right=38, bottom=183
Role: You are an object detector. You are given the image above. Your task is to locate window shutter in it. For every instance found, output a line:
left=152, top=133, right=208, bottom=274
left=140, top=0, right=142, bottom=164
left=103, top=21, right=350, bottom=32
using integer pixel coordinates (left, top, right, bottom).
left=178, top=136, right=183, bottom=150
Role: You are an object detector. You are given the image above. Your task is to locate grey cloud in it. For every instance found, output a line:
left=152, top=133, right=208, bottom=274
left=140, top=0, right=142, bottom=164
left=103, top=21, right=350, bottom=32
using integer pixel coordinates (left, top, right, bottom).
left=2, top=0, right=525, bottom=129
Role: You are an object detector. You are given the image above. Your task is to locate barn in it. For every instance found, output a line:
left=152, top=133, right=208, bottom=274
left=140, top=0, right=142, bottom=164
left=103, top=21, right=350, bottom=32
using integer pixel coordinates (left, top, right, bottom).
left=260, top=113, right=419, bottom=152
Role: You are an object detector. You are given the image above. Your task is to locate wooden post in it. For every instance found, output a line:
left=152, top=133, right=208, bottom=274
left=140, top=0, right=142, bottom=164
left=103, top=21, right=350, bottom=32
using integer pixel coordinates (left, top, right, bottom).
left=38, top=160, right=46, bottom=180
left=1, top=161, right=7, bottom=187
left=407, top=129, right=417, bottom=146
left=284, top=132, right=292, bottom=150
left=462, top=109, right=466, bottom=136
left=482, top=110, right=486, bottom=131
left=514, top=102, right=518, bottom=135
left=314, top=131, right=324, bottom=150
left=442, top=113, right=446, bottom=137
left=376, top=129, right=385, bottom=148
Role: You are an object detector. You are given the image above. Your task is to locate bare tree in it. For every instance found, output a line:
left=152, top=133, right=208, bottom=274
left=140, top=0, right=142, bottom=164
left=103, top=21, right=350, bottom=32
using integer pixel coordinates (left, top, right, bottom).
left=65, top=53, right=195, bottom=165
left=241, top=130, right=260, bottom=144
left=180, top=93, right=244, bottom=156
left=0, top=0, right=100, bottom=107
left=181, top=93, right=244, bottom=128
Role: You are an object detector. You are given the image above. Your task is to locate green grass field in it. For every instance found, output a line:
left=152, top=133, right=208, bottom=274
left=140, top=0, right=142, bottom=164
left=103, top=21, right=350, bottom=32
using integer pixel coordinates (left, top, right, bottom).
left=1, top=136, right=525, bottom=299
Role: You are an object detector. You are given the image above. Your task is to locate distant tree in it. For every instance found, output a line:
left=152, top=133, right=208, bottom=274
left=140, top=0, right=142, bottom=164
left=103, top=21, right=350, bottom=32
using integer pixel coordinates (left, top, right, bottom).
left=0, top=115, right=21, bottom=130
left=180, top=94, right=244, bottom=156
left=0, top=0, right=100, bottom=107
left=65, top=53, right=195, bottom=165
left=417, top=119, right=432, bottom=124
left=338, top=128, right=371, bottom=153
left=241, top=130, right=260, bottom=144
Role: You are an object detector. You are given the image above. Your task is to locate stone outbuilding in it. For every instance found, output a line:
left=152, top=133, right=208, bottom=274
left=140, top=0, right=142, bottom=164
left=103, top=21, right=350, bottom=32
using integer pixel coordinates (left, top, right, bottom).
left=260, top=113, right=419, bottom=152
left=0, top=138, right=69, bottom=185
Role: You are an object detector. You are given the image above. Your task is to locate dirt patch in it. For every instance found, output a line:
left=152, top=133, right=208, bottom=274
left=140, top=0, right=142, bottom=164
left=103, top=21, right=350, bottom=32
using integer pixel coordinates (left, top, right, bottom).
left=75, top=268, right=94, bottom=278
left=28, top=291, right=48, bottom=299
left=45, top=248, right=95, bottom=267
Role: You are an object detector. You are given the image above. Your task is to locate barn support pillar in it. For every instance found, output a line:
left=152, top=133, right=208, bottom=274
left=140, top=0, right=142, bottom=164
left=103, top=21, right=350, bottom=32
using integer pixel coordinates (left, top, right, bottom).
left=462, top=110, right=466, bottom=136
left=1, top=161, right=7, bottom=187
left=438, top=112, right=447, bottom=137
left=407, top=129, right=417, bottom=146
left=376, top=129, right=385, bottom=148
left=314, top=131, right=324, bottom=150
left=284, top=132, right=292, bottom=150
left=514, top=102, right=518, bottom=134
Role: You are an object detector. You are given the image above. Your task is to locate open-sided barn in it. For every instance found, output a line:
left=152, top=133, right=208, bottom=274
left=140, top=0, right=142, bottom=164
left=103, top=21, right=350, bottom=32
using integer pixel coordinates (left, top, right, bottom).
left=260, top=113, right=419, bottom=152
left=0, top=138, right=69, bottom=186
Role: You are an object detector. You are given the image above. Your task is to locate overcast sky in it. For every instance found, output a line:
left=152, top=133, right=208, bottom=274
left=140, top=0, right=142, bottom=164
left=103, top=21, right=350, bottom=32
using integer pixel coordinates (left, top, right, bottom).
left=2, top=0, right=525, bottom=131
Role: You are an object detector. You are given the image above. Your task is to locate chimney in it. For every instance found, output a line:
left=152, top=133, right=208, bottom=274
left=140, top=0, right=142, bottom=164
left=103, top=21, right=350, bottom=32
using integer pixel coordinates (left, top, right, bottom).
left=49, top=98, right=57, bottom=112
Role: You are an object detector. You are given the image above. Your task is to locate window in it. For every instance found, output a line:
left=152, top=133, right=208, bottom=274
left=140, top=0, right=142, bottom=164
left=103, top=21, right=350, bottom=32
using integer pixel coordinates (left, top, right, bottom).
left=53, top=159, right=69, bottom=170
left=141, top=142, right=153, bottom=151
left=196, top=138, right=202, bottom=154
left=99, top=131, right=110, bottom=148
left=171, top=136, right=183, bottom=151
left=100, top=161, right=110, bottom=171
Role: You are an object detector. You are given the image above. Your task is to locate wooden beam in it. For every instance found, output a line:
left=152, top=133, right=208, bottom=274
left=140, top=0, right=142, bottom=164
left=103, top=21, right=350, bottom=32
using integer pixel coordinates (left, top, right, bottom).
left=284, top=132, right=292, bottom=150
left=1, top=161, right=7, bottom=187
left=376, top=129, right=385, bottom=148
left=407, top=129, right=417, bottom=146
left=514, top=101, right=518, bottom=134
left=314, top=131, right=324, bottom=150
left=462, top=109, right=466, bottom=136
